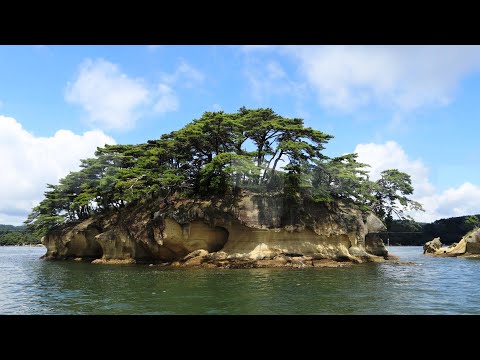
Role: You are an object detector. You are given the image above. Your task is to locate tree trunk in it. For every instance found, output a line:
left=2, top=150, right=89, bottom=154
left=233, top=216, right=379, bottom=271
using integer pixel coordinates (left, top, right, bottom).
left=272, top=150, right=284, bottom=172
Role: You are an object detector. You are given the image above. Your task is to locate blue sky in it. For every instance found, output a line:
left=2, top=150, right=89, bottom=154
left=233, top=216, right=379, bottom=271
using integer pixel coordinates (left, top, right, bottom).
left=1, top=45, right=480, bottom=224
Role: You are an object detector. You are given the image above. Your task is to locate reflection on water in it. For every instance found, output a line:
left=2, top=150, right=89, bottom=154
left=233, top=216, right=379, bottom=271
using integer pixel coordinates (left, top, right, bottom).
left=0, top=246, right=479, bottom=314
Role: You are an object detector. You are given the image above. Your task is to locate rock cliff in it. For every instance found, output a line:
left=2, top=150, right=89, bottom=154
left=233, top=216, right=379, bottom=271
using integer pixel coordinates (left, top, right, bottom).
left=41, top=192, right=389, bottom=267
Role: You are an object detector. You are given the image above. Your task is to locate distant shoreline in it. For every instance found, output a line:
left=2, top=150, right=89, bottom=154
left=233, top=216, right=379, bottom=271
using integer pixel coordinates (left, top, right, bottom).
left=387, top=244, right=422, bottom=246
left=0, top=244, right=44, bottom=247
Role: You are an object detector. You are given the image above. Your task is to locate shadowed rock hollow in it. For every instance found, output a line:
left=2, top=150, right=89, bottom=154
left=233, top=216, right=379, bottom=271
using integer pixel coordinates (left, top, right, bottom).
left=42, top=192, right=389, bottom=267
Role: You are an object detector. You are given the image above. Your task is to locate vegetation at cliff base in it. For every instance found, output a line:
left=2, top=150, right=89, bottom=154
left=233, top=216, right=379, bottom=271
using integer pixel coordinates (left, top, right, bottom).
left=25, top=107, right=423, bottom=237
left=0, top=225, right=40, bottom=245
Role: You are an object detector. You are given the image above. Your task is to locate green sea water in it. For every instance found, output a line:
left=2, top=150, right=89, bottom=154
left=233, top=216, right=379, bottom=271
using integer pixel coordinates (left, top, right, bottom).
left=1, top=246, right=479, bottom=314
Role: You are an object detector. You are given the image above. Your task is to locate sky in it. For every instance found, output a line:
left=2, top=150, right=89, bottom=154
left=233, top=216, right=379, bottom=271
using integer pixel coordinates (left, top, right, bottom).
left=1, top=45, right=480, bottom=225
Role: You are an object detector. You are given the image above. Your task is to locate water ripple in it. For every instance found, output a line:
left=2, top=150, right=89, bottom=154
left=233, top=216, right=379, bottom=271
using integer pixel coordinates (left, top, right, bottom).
left=0, top=246, right=480, bottom=314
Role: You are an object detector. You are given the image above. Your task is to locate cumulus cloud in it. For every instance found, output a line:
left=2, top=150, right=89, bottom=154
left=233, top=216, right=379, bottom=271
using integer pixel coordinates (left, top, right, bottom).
left=0, top=116, right=115, bottom=225
left=65, top=58, right=204, bottom=130
left=244, top=45, right=480, bottom=112
left=354, top=141, right=435, bottom=197
left=65, top=58, right=149, bottom=130
left=354, top=140, right=480, bottom=222
left=290, top=45, right=480, bottom=111
left=424, top=183, right=480, bottom=220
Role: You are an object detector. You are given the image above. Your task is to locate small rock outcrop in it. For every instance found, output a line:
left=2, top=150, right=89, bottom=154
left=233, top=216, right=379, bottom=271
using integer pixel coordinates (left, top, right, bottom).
left=423, top=237, right=442, bottom=254
left=465, top=228, right=480, bottom=254
left=41, top=192, right=390, bottom=267
left=424, top=228, right=480, bottom=257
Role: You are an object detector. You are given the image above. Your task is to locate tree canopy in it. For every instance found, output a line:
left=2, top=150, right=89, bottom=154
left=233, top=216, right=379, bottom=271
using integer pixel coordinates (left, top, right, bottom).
left=465, top=215, right=480, bottom=229
left=0, top=225, right=39, bottom=245
left=25, top=107, right=423, bottom=237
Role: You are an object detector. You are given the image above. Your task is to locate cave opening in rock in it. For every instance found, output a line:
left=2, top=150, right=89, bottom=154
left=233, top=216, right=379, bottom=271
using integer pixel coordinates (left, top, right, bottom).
left=62, top=231, right=104, bottom=261
left=211, top=226, right=229, bottom=252
left=177, top=221, right=230, bottom=254
left=87, top=240, right=104, bottom=260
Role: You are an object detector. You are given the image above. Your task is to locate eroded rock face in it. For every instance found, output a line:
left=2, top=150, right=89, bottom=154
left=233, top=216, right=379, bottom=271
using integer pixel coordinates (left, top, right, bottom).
left=365, top=234, right=388, bottom=257
left=42, top=192, right=388, bottom=265
left=423, top=237, right=442, bottom=254
left=41, top=218, right=102, bottom=260
left=425, top=228, right=480, bottom=257
left=465, top=228, right=480, bottom=254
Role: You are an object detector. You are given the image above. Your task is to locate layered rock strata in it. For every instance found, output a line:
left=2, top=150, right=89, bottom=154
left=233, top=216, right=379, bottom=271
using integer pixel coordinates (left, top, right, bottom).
left=42, top=192, right=389, bottom=267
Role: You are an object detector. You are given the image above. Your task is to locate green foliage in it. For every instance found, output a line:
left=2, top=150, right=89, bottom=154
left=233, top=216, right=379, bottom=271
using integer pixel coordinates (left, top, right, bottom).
left=25, top=107, right=423, bottom=235
left=369, top=169, right=424, bottom=228
left=425, top=214, right=480, bottom=244
left=311, top=153, right=372, bottom=204
left=465, top=215, right=480, bottom=228
left=0, top=225, right=39, bottom=245
left=387, top=214, right=480, bottom=246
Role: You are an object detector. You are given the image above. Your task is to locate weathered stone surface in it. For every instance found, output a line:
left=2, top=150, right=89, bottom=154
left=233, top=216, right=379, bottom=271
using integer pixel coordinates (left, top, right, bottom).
left=366, top=213, right=386, bottom=233
left=427, top=228, right=480, bottom=257
left=183, top=256, right=205, bottom=266
left=272, top=255, right=289, bottom=265
left=42, top=192, right=388, bottom=267
left=204, top=251, right=228, bottom=261
left=434, top=239, right=466, bottom=256
left=365, top=234, right=388, bottom=257
left=182, top=249, right=209, bottom=261
left=95, top=228, right=137, bottom=262
left=41, top=218, right=102, bottom=260
left=348, top=246, right=369, bottom=258
left=465, top=228, right=480, bottom=254
left=423, top=237, right=442, bottom=254
left=91, top=258, right=136, bottom=265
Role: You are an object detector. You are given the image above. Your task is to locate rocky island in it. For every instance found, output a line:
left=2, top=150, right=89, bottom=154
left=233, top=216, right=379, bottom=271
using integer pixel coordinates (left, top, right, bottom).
left=28, top=108, right=423, bottom=268
left=423, top=227, right=480, bottom=258
left=41, top=192, right=389, bottom=267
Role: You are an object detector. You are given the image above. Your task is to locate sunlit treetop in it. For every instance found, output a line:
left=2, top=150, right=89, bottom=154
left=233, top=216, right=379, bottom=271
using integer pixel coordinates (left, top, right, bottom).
left=25, top=107, right=423, bottom=237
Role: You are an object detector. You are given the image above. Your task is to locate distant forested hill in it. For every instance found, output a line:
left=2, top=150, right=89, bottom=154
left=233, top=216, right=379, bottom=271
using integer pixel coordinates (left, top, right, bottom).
left=386, top=215, right=480, bottom=245
left=0, top=225, right=40, bottom=245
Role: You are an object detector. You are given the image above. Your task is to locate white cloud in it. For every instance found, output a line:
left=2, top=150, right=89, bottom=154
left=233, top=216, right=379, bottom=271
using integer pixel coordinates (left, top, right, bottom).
left=354, top=140, right=480, bottom=222
left=65, top=58, right=203, bottom=129
left=212, top=104, right=222, bottom=111
left=65, top=58, right=149, bottom=131
left=423, top=183, right=480, bottom=220
left=0, top=115, right=115, bottom=225
left=244, top=60, right=305, bottom=102
left=160, top=60, right=205, bottom=88
left=154, top=60, right=203, bottom=113
left=354, top=141, right=435, bottom=197
left=153, top=84, right=179, bottom=114
left=245, top=45, right=480, bottom=112
left=147, top=45, right=161, bottom=51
